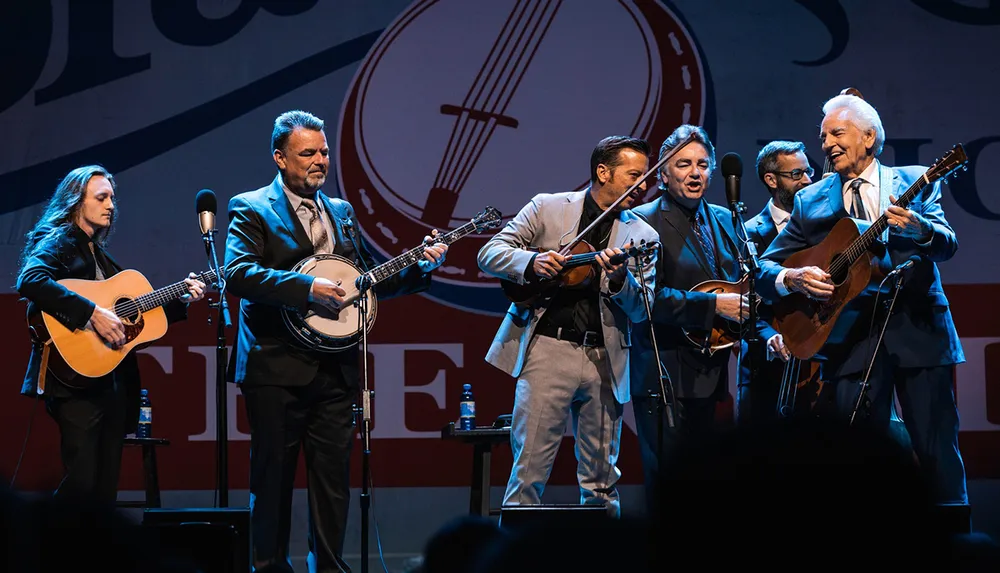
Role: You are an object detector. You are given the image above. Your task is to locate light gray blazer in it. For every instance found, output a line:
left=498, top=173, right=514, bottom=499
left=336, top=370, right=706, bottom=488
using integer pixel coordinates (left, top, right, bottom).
left=477, top=189, right=658, bottom=404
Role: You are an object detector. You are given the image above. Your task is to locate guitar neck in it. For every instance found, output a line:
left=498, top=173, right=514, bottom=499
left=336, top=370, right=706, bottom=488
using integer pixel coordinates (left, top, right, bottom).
left=133, top=269, right=218, bottom=313
left=840, top=174, right=925, bottom=266
left=366, top=221, right=478, bottom=285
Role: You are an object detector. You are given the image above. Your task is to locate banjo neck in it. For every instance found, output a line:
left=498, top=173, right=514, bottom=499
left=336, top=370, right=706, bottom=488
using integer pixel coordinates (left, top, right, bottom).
left=364, top=220, right=479, bottom=285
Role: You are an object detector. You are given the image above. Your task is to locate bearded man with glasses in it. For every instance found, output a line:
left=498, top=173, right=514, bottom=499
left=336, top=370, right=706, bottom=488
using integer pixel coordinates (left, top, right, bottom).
left=735, top=141, right=815, bottom=426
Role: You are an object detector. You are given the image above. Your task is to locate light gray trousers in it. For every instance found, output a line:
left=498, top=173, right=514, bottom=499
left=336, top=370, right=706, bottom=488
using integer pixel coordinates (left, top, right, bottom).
left=503, top=334, right=624, bottom=516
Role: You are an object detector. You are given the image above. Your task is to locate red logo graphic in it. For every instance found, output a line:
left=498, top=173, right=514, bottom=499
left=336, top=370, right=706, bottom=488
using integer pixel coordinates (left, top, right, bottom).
left=337, top=0, right=708, bottom=312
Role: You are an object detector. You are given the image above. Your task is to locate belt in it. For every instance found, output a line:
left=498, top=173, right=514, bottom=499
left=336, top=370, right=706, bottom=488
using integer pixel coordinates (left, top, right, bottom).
left=536, top=325, right=604, bottom=347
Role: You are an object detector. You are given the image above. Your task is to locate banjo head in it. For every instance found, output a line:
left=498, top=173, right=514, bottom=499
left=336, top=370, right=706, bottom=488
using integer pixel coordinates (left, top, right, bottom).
left=287, top=254, right=378, bottom=351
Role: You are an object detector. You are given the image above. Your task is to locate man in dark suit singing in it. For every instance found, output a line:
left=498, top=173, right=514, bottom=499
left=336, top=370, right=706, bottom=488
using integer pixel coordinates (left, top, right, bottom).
left=224, top=110, right=448, bottom=573
left=629, top=124, right=749, bottom=504
left=756, top=94, right=967, bottom=504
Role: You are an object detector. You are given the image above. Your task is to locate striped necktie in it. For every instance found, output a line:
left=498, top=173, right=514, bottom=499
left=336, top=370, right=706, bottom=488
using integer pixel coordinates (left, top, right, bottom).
left=301, top=197, right=332, bottom=254
left=692, top=211, right=719, bottom=278
left=848, top=178, right=868, bottom=221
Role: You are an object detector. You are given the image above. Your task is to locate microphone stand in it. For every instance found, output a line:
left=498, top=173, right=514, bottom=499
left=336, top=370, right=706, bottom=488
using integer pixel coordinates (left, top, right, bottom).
left=203, top=230, right=232, bottom=507
left=353, top=275, right=374, bottom=573
left=633, top=239, right=676, bottom=471
left=729, top=201, right=759, bottom=425
left=849, top=268, right=906, bottom=426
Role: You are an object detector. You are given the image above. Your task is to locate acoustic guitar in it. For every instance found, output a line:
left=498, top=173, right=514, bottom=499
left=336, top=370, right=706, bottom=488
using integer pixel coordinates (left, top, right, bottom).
left=27, top=268, right=218, bottom=388
left=773, top=144, right=969, bottom=360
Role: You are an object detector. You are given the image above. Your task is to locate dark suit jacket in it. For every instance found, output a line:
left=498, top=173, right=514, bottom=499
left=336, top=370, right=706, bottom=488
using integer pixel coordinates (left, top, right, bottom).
left=630, top=194, right=742, bottom=400
left=757, top=164, right=965, bottom=379
left=740, top=203, right=783, bottom=383
left=224, top=176, right=430, bottom=388
left=16, top=224, right=187, bottom=431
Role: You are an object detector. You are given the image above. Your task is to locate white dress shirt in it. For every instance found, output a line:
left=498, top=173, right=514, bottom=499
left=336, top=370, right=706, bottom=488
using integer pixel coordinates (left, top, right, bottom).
left=768, top=198, right=792, bottom=234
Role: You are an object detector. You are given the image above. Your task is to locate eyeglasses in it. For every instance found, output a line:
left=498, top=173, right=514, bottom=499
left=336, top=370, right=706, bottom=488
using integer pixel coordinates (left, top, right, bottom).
left=773, top=167, right=815, bottom=181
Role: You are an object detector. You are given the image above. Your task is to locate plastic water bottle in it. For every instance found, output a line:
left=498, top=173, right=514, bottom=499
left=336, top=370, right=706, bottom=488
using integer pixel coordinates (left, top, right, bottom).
left=137, top=389, right=152, bottom=438
left=459, top=384, right=475, bottom=430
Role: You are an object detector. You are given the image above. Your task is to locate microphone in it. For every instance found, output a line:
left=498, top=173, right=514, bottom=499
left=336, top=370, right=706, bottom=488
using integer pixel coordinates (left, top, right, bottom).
left=196, top=189, right=217, bottom=236
left=887, top=254, right=921, bottom=278
left=721, top=152, right=743, bottom=208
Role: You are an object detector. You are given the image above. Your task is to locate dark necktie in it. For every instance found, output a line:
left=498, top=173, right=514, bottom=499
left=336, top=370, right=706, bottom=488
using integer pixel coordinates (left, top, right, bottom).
left=693, top=211, right=719, bottom=278
left=849, top=178, right=868, bottom=221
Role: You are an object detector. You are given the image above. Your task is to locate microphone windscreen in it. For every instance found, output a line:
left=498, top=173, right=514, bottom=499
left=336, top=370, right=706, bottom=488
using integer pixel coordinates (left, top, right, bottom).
left=721, top=152, right=743, bottom=178
left=196, top=189, right=217, bottom=214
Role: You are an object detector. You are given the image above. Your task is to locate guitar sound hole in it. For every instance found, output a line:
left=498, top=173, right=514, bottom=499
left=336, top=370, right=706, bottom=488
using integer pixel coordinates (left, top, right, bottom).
left=114, top=297, right=141, bottom=323
left=829, top=255, right=849, bottom=285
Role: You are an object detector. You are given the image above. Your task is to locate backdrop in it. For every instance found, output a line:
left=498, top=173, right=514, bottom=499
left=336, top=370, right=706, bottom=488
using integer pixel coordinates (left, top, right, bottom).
left=1, top=0, right=997, bottom=496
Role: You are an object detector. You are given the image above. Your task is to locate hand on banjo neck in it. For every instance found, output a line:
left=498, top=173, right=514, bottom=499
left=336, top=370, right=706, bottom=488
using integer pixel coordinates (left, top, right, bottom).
left=307, top=229, right=448, bottom=312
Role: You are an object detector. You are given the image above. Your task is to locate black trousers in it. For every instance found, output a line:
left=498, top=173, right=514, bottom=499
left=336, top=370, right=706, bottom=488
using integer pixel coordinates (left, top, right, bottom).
left=242, top=369, right=357, bottom=573
left=44, top=380, right=126, bottom=506
left=632, top=395, right=721, bottom=508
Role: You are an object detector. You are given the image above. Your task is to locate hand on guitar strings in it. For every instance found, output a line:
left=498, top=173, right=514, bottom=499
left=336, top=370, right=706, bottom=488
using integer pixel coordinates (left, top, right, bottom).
left=715, top=293, right=750, bottom=322
left=180, top=272, right=207, bottom=303
left=885, top=195, right=933, bottom=242
left=89, top=305, right=126, bottom=349
left=417, top=229, right=449, bottom=273
left=784, top=266, right=834, bottom=300
left=767, top=333, right=791, bottom=362
left=309, top=277, right=348, bottom=311
left=532, top=250, right=566, bottom=279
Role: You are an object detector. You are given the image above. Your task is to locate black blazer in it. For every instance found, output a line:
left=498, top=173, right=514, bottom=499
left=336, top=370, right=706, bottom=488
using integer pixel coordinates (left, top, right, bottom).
left=16, top=224, right=187, bottom=430
left=223, top=176, right=430, bottom=388
left=740, top=203, right=784, bottom=384
left=630, top=195, right=742, bottom=400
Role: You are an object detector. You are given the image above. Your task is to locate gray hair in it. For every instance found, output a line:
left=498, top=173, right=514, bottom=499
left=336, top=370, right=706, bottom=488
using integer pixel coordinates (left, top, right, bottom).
left=657, top=125, right=715, bottom=191
left=822, top=94, right=885, bottom=156
left=756, top=140, right=807, bottom=183
left=272, top=110, right=325, bottom=153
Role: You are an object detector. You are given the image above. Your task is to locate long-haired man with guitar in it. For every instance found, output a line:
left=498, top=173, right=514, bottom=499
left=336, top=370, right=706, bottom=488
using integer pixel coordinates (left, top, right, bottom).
left=477, top=135, right=658, bottom=518
left=224, top=110, right=448, bottom=573
left=16, top=165, right=205, bottom=505
left=756, top=94, right=967, bottom=504
left=628, top=125, right=749, bottom=505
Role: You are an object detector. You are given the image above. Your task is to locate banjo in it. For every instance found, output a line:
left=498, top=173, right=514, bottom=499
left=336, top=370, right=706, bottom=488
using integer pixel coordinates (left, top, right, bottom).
left=282, top=206, right=502, bottom=352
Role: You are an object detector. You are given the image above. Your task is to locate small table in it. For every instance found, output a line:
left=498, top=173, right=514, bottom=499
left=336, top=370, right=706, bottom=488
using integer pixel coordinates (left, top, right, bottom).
left=118, top=436, right=170, bottom=508
left=440, top=422, right=511, bottom=517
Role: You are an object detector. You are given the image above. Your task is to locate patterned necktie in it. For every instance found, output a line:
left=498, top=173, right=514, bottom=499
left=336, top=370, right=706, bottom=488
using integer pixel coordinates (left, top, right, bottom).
left=300, top=197, right=332, bottom=254
left=692, top=211, right=719, bottom=278
left=849, top=178, right=868, bottom=221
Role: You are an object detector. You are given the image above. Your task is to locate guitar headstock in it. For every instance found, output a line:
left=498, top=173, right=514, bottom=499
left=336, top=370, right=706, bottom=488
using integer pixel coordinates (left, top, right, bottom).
left=472, top=206, right=503, bottom=233
left=926, top=144, right=969, bottom=185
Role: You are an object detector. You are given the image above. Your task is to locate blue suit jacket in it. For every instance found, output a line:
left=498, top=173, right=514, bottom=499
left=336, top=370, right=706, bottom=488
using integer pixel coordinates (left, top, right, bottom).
left=757, top=163, right=965, bottom=378
left=224, top=176, right=429, bottom=387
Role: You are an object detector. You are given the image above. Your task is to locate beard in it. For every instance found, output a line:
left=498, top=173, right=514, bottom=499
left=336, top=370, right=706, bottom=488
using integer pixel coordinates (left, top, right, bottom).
left=304, top=171, right=327, bottom=191
left=774, top=183, right=797, bottom=211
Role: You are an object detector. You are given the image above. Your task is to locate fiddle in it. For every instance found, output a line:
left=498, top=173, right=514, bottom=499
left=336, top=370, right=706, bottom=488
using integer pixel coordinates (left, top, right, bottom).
left=499, top=240, right=659, bottom=307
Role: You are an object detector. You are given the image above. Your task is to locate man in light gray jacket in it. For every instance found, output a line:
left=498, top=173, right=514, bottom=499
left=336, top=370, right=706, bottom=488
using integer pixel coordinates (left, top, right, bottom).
left=477, top=136, right=658, bottom=517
